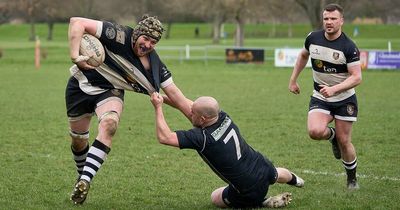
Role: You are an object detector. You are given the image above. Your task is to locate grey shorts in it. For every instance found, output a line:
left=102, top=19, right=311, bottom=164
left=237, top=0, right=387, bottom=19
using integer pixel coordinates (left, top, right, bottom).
left=309, top=94, right=358, bottom=122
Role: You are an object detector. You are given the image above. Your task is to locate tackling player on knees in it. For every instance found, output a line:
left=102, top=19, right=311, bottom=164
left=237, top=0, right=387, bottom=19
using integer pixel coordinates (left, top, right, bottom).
left=150, top=93, right=304, bottom=208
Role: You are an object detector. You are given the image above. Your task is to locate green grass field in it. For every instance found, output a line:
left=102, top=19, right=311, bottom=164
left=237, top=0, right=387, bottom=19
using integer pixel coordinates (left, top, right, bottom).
left=0, top=23, right=399, bottom=209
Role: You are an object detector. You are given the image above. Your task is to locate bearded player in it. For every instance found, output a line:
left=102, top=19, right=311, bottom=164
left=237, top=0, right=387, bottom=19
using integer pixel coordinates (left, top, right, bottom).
left=66, top=15, right=193, bottom=204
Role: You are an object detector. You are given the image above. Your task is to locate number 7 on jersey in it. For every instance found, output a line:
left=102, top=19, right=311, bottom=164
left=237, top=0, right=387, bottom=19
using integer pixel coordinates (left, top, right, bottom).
left=223, top=129, right=242, bottom=160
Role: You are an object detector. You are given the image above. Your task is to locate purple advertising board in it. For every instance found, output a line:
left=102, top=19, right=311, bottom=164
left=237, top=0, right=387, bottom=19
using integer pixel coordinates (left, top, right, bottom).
left=367, top=51, right=400, bottom=69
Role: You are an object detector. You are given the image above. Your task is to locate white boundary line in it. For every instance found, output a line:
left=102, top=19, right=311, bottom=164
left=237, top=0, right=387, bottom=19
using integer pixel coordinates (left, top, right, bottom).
left=301, top=169, right=400, bottom=182
left=25, top=153, right=400, bottom=182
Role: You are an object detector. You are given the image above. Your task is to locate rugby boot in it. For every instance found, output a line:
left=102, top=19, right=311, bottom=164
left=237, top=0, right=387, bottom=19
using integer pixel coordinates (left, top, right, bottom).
left=346, top=169, right=359, bottom=190
left=292, top=173, right=305, bottom=188
left=70, top=179, right=90, bottom=204
left=263, top=192, right=292, bottom=208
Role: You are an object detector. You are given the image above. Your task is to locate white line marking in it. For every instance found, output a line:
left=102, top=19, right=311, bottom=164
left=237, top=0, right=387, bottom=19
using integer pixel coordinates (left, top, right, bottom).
left=301, top=169, right=400, bottom=182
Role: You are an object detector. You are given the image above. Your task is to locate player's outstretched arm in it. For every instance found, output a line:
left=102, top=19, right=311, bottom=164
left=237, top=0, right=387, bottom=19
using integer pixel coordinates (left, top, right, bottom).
left=162, top=83, right=193, bottom=121
left=150, top=93, right=180, bottom=147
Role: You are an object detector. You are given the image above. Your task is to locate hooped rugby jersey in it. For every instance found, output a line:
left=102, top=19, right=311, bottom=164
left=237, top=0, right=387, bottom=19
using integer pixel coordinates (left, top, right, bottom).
left=69, top=21, right=173, bottom=95
left=305, top=30, right=360, bottom=102
left=176, top=111, right=272, bottom=193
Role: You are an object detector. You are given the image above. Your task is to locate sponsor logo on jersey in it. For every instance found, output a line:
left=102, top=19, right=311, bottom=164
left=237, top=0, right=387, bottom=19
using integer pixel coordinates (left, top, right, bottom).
left=314, top=59, right=323, bottom=68
left=323, top=66, right=337, bottom=73
left=116, top=30, right=125, bottom=44
left=106, top=27, right=116, bottom=39
left=211, top=117, right=231, bottom=141
left=312, top=48, right=320, bottom=55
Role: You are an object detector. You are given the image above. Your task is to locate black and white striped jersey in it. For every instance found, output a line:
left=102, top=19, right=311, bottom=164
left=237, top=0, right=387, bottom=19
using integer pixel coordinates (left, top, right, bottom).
left=69, top=21, right=173, bottom=96
left=176, top=111, right=273, bottom=193
left=305, top=30, right=360, bottom=102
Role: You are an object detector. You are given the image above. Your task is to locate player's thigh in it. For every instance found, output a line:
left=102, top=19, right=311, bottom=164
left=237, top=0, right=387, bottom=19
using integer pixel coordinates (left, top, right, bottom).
left=307, top=111, right=333, bottom=132
left=69, top=115, right=92, bottom=133
left=308, top=97, right=334, bottom=132
left=95, top=90, right=124, bottom=118
left=95, top=100, right=123, bottom=117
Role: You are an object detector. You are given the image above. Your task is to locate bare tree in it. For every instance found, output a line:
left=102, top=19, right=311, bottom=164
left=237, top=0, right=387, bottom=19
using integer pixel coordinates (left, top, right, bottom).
left=229, top=0, right=249, bottom=46
left=193, top=0, right=229, bottom=44
left=10, top=0, right=42, bottom=41
left=147, top=0, right=192, bottom=39
left=262, top=0, right=305, bottom=37
left=294, top=0, right=325, bottom=30
left=0, top=0, right=12, bottom=24
left=346, top=0, right=400, bottom=24
left=1, top=0, right=398, bottom=42
left=41, top=0, right=71, bottom=40
left=294, top=0, right=357, bottom=30
left=201, top=0, right=250, bottom=46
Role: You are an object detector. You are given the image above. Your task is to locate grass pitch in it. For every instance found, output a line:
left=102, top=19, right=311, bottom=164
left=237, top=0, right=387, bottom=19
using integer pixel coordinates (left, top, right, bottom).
left=0, top=23, right=399, bottom=209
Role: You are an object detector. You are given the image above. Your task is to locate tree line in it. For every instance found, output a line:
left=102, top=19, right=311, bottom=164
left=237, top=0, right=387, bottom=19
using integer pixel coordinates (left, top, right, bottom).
left=1, top=0, right=399, bottom=46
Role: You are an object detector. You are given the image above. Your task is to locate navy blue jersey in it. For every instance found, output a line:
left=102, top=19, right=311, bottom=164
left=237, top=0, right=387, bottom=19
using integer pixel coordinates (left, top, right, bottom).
left=305, top=30, right=360, bottom=102
left=70, top=21, right=173, bottom=95
left=176, top=111, right=274, bottom=193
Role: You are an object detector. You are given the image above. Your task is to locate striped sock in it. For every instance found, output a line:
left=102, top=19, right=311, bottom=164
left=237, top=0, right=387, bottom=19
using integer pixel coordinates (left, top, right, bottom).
left=287, top=173, right=298, bottom=185
left=71, top=144, right=89, bottom=175
left=328, top=127, right=336, bottom=141
left=80, top=139, right=111, bottom=183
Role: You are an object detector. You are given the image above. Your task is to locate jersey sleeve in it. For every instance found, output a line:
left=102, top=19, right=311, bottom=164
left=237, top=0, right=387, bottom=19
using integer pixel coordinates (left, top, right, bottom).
left=304, top=31, right=313, bottom=52
left=176, top=128, right=204, bottom=150
left=344, top=41, right=360, bottom=65
left=160, top=62, right=173, bottom=88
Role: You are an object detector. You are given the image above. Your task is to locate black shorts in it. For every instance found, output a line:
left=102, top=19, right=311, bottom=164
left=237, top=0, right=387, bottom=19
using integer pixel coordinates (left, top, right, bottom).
left=65, top=77, right=124, bottom=121
left=309, top=94, right=358, bottom=122
left=221, top=157, right=277, bottom=208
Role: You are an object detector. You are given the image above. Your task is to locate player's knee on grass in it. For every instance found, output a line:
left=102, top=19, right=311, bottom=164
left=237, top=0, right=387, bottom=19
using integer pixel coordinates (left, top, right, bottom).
left=98, top=111, right=119, bottom=136
left=211, top=187, right=227, bottom=208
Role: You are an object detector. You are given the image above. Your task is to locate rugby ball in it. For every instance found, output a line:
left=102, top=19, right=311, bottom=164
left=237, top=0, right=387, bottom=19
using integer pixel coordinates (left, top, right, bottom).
left=79, top=34, right=105, bottom=67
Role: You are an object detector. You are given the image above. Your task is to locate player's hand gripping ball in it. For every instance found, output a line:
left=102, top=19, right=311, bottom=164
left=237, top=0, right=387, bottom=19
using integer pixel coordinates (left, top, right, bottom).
left=79, top=34, right=105, bottom=67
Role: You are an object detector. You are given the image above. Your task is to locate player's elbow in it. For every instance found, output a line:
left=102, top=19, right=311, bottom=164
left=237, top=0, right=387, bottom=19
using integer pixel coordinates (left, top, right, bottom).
left=157, top=137, right=168, bottom=145
left=69, top=17, right=89, bottom=29
left=69, top=17, right=81, bottom=25
left=157, top=134, right=170, bottom=145
left=157, top=133, right=178, bottom=147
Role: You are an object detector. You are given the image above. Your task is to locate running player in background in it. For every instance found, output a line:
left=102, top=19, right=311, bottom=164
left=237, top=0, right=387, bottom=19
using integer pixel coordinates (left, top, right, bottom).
left=288, top=3, right=362, bottom=190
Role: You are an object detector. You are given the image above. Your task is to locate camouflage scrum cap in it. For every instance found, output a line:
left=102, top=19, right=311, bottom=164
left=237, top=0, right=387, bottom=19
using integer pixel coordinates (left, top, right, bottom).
left=132, top=15, right=164, bottom=42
